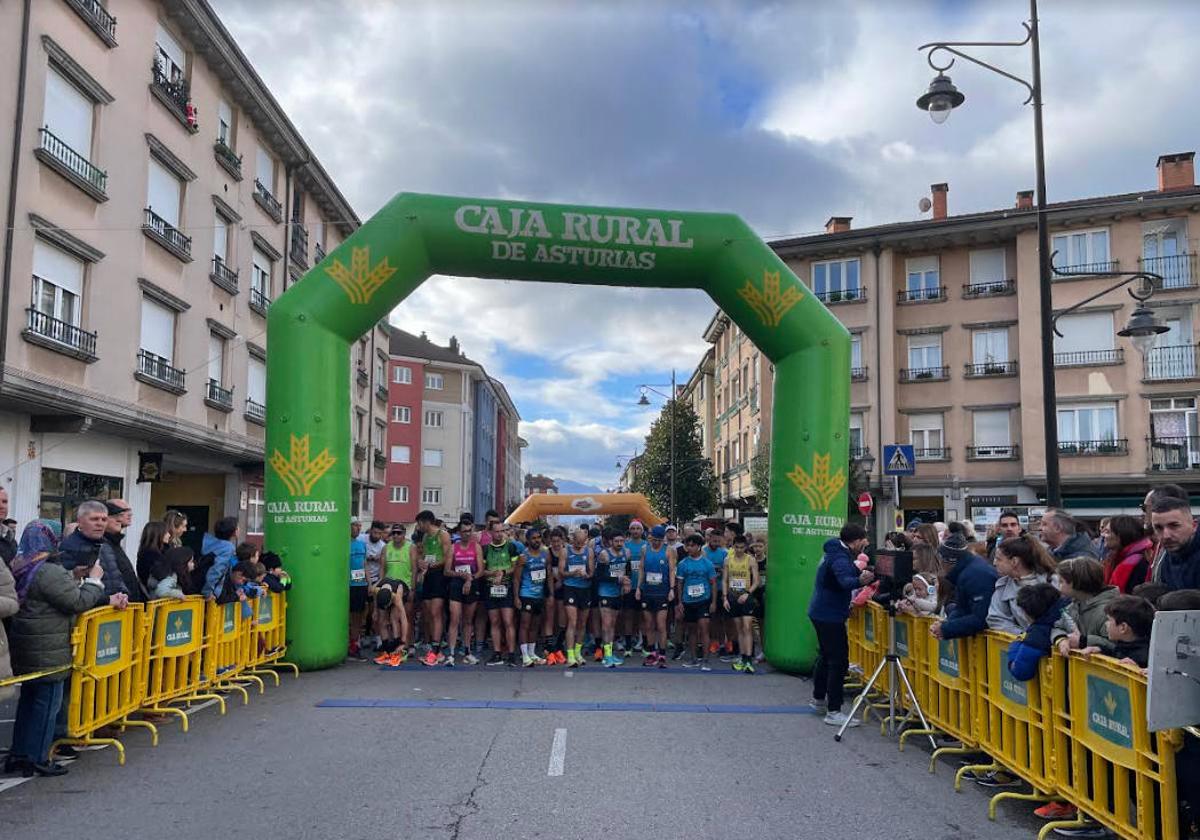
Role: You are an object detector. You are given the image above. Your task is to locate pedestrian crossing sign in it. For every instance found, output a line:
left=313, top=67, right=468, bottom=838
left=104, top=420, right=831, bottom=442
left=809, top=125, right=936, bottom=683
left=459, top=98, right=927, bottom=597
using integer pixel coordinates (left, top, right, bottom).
left=883, top=444, right=916, bottom=476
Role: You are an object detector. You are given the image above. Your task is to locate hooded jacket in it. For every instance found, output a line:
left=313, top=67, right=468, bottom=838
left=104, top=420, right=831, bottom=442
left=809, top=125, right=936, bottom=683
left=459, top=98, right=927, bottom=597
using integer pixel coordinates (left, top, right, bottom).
left=1068, top=585, right=1120, bottom=647
left=807, top=539, right=862, bottom=623
left=1106, top=538, right=1152, bottom=594
left=987, top=572, right=1077, bottom=639
left=1157, top=527, right=1200, bottom=592
left=201, top=532, right=237, bottom=598
left=1007, top=597, right=1069, bottom=681
left=939, top=552, right=999, bottom=640
left=59, top=528, right=127, bottom=597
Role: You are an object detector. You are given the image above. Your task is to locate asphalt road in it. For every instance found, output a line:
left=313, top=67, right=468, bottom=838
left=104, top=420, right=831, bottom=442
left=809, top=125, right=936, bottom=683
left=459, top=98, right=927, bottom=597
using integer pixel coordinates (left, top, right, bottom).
left=2, top=659, right=1044, bottom=839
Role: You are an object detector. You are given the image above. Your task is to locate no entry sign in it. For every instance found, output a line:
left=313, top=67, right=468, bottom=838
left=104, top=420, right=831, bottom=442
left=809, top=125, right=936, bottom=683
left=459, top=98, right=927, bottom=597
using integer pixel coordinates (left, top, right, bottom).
left=857, top=492, right=874, bottom=516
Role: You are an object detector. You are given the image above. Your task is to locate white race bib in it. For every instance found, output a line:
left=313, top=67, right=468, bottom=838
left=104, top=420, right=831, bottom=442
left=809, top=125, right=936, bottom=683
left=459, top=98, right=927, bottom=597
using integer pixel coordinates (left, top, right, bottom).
left=350, top=568, right=366, bottom=582
left=424, top=554, right=437, bottom=568
left=490, top=584, right=508, bottom=598
left=609, top=563, right=626, bottom=578
left=686, top=583, right=704, bottom=599
left=645, top=572, right=664, bottom=585
left=731, top=578, right=747, bottom=591
left=454, top=565, right=472, bottom=575
left=631, top=560, right=641, bottom=572
left=531, top=569, right=546, bottom=582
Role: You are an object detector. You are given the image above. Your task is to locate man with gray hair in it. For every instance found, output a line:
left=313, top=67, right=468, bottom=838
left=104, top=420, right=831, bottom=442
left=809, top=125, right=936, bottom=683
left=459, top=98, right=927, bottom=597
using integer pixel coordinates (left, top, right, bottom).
left=58, top=501, right=129, bottom=598
left=1039, top=509, right=1098, bottom=562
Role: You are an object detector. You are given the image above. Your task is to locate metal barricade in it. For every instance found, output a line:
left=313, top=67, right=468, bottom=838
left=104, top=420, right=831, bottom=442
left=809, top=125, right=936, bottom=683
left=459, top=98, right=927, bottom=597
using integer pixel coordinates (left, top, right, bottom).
left=900, top=620, right=983, bottom=769
left=140, top=597, right=226, bottom=729
left=245, top=592, right=299, bottom=683
left=203, top=600, right=257, bottom=704
left=51, top=604, right=154, bottom=765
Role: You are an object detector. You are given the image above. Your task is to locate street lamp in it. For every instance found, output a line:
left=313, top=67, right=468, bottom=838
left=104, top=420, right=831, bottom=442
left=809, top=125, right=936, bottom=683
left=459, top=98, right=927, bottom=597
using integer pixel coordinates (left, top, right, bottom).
left=916, top=73, right=964, bottom=124
left=1050, top=263, right=1168, bottom=356
left=636, top=369, right=677, bottom=524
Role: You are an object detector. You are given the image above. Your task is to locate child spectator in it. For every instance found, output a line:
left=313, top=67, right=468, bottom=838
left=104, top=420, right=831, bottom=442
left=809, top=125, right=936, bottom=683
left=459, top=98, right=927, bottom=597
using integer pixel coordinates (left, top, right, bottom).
left=1054, top=557, right=1119, bottom=656
left=261, top=552, right=291, bottom=592
left=1079, top=594, right=1154, bottom=668
left=1006, top=583, right=1067, bottom=681
left=227, top=561, right=259, bottom=617
left=235, top=541, right=259, bottom=567
left=1131, top=580, right=1169, bottom=607
left=151, top=547, right=195, bottom=600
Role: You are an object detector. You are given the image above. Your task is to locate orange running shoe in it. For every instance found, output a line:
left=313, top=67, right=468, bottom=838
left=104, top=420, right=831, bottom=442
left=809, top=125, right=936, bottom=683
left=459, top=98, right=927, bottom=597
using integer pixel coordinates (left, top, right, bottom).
left=708, top=641, right=719, bottom=654
left=594, top=646, right=604, bottom=662
left=1034, top=802, right=1077, bottom=820
left=422, top=649, right=439, bottom=667
left=373, top=651, right=390, bottom=665
left=386, top=652, right=404, bottom=667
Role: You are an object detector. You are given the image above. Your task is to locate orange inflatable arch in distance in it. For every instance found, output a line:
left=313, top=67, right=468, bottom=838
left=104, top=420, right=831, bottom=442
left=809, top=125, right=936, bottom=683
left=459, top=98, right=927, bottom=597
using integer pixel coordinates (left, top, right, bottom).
left=504, top=493, right=666, bottom=526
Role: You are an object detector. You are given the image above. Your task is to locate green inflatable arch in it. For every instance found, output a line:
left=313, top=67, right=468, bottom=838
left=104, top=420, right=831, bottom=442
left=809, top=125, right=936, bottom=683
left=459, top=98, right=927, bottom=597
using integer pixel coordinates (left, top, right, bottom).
left=266, top=194, right=850, bottom=672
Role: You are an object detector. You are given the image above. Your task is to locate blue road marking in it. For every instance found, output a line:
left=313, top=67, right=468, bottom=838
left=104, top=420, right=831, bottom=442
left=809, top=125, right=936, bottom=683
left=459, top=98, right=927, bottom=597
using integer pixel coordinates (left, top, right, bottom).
left=316, top=698, right=819, bottom=715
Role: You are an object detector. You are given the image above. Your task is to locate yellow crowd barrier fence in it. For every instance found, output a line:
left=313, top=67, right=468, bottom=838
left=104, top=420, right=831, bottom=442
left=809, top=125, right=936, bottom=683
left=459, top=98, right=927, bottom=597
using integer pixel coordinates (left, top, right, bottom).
left=140, top=597, right=227, bottom=729
left=846, top=605, right=1184, bottom=840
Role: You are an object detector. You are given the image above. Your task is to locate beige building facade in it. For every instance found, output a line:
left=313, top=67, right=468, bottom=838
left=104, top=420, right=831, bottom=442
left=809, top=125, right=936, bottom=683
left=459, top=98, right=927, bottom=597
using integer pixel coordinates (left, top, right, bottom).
left=0, top=0, right=387, bottom=551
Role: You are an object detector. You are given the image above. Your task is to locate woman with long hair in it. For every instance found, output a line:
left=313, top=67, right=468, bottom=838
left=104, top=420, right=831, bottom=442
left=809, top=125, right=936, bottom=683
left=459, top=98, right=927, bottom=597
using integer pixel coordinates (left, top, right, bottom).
left=162, top=510, right=188, bottom=548
left=1101, top=514, right=1152, bottom=594
left=912, top=523, right=940, bottom=549
left=137, top=521, right=171, bottom=587
left=987, top=535, right=1071, bottom=635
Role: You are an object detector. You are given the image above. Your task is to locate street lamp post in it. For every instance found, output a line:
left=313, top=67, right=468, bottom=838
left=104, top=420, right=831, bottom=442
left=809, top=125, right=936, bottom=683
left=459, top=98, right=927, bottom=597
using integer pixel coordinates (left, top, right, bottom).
left=638, top=368, right=677, bottom=524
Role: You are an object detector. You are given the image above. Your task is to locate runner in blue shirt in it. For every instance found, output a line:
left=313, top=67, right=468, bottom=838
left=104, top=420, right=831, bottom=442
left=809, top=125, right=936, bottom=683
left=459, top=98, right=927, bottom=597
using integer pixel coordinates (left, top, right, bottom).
left=513, top=528, right=550, bottom=666
left=704, top=528, right=730, bottom=657
left=675, top=533, right=717, bottom=671
left=622, top=519, right=648, bottom=654
left=636, top=524, right=676, bottom=668
left=348, top=523, right=368, bottom=659
left=596, top=529, right=630, bottom=667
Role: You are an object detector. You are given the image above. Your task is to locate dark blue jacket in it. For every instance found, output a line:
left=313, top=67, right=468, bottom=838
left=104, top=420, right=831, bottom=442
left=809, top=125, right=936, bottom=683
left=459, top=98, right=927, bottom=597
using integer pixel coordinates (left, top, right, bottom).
left=1006, top=597, right=1068, bottom=681
left=1158, top=528, right=1200, bottom=592
left=807, top=539, right=862, bottom=623
left=940, top=552, right=1000, bottom=640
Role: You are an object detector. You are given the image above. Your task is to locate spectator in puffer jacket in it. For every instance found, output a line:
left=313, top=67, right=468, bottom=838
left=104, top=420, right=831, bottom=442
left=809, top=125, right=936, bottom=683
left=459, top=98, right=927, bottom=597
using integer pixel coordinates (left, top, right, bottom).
left=57, top=501, right=127, bottom=597
left=1007, top=584, right=1068, bottom=681
left=0, top=553, right=17, bottom=702
left=200, top=517, right=240, bottom=600
left=987, top=536, right=1076, bottom=640
left=1101, top=515, right=1153, bottom=594
left=931, top=542, right=999, bottom=641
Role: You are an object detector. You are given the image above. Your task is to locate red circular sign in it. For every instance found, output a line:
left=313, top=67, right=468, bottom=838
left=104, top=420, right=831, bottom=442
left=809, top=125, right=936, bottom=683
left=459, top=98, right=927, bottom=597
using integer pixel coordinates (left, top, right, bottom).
left=857, top=492, right=874, bottom=515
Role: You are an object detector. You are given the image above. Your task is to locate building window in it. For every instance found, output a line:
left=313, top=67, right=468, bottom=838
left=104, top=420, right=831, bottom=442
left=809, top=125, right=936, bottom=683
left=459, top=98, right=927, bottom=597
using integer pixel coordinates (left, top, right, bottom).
left=971, top=328, right=1009, bottom=364
left=1058, top=404, right=1118, bottom=446
left=31, top=240, right=83, bottom=329
left=907, top=334, right=942, bottom=370
left=812, top=257, right=861, bottom=301
left=247, top=486, right=264, bottom=535
left=905, top=256, right=940, bottom=295
left=851, top=335, right=863, bottom=370
left=1150, top=397, right=1199, bottom=470
left=423, top=448, right=443, bottom=467
left=43, top=66, right=96, bottom=169
left=374, top=356, right=384, bottom=385
left=1143, top=220, right=1190, bottom=289
left=208, top=332, right=226, bottom=387
left=373, top=421, right=385, bottom=452
left=392, top=405, right=411, bottom=423
left=248, top=356, right=266, bottom=411
left=969, top=248, right=1006, bottom=285
left=255, top=143, right=275, bottom=194
left=140, top=297, right=176, bottom=365
left=252, top=247, right=272, bottom=297
left=39, top=468, right=123, bottom=532
left=147, top=157, right=182, bottom=228
left=1052, top=228, right=1111, bottom=272
left=849, top=412, right=864, bottom=454
left=390, top=486, right=409, bottom=504
left=422, top=487, right=442, bottom=506
left=155, top=24, right=186, bottom=84
left=1054, top=312, right=1115, bottom=365
left=393, top=364, right=412, bottom=384
left=424, top=409, right=444, bottom=428
left=909, top=413, right=944, bottom=455
left=390, top=445, right=411, bottom=464
left=972, top=410, right=1012, bottom=458
left=217, top=99, right=233, bottom=146
left=425, top=372, right=444, bottom=390
left=213, top=213, right=230, bottom=264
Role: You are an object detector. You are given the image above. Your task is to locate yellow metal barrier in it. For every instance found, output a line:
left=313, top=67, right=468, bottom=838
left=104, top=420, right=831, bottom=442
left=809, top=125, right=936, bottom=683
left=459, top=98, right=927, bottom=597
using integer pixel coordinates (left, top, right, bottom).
left=899, top=618, right=984, bottom=768
left=51, top=604, right=154, bottom=765
left=140, top=598, right=227, bottom=729
left=245, top=592, right=299, bottom=683
left=1043, top=652, right=1181, bottom=840
left=846, top=607, right=865, bottom=690
left=203, top=600, right=263, bottom=704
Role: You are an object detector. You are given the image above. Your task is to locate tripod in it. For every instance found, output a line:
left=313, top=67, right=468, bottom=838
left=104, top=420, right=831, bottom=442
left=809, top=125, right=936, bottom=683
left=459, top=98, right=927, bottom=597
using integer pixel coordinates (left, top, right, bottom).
left=835, top=601, right=936, bottom=747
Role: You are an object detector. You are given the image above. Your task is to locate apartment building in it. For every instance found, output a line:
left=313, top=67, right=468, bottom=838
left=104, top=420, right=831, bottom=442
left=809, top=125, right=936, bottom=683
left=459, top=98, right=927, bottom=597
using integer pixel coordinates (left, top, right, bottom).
left=681, top=347, right=716, bottom=462
left=0, top=0, right=388, bottom=552
left=493, top=378, right=525, bottom=512
left=374, top=330, right=522, bottom=524
left=760, top=154, right=1200, bottom=531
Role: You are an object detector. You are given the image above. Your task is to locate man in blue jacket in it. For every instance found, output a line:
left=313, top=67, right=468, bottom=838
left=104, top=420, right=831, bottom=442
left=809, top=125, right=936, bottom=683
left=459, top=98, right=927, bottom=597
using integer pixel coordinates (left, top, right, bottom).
left=201, top=517, right=239, bottom=600
left=807, top=523, right=872, bottom=728
left=1151, top=496, right=1200, bottom=591
left=931, top=539, right=999, bottom=641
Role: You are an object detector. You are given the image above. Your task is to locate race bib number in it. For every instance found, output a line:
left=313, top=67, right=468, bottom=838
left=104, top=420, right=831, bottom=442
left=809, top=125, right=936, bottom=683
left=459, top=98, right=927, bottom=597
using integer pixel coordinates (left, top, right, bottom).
left=531, top=569, right=546, bottom=582
left=731, top=578, right=747, bottom=591
left=424, top=554, right=437, bottom=568
left=686, top=583, right=704, bottom=599
left=609, top=563, right=626, bottom=578
left=645, top=572, right=664, bottom=585
left=490, top=584, right=508, bottom=598
left=350, top=568, right=366, bottom=582
left=568, top=562, right=585, bottom=573
left=630, top=560, right=641, bottom=572
left=454, top=565, right=472, bottom=575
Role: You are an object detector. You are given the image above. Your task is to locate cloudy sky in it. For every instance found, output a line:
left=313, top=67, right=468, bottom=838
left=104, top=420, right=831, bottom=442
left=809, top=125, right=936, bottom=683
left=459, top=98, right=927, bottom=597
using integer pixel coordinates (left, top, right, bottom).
left=213, top=0, right=1200, bottom=488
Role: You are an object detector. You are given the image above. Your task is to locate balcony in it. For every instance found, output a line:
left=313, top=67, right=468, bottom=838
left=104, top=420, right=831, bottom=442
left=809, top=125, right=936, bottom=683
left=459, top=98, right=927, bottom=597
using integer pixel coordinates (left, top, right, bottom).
left=1052, top=259, right=1119, bottom=279
left=914, top=447, right=949, bottom=461
left=136, top=349, right=185, bottom=394
left=290, top=223, right=309, bottom=269
left=210, top=255, right=238, bottom=294
left=1140, top=253, right=1196, bottom=290
left=314, top=243, right=327, bottom=264
left=35, top=128, right=107, bottom=202
left=966, top=444, right=1020, bottom=461
left=254, top=179, right=283, bottom=223
left=150, top=61, right=197, bottom=134
left=213, top=138, right=242, bottom=180
left=354, top=443, right=368, bottom=462
left=896, top=286, right=947, bottom=304
left=850, top=446, right=872, bottom=462
left=814, top=286, right=867, bottom=305
left=1054, top=349, right=1123, bottom=368
left=65, top=0, right=118, bottom=47
left=1058, top=438, right=1128, bottom=457
left=142, top=208, right=192, bottom=262
left=376, top=383, right=388, bottom=402
left=1149, top=436, right=1200, bottom=472
left=373, top=448, right=387, bottom=468
left=22, top=307, right=97, bottom=362
left=205, top=379, right=233, bottom=412
left=851, top=366, right=868, bottom=382
left=899, top=365, right=950, bottom=383
left=249, top=286, right=271, bottom=317
left=962, top=279, right=1016, bottom=299
left=964, top=360, right=1018, bottom=378
left=356, top=366, right=369, bottom=387
left=1144, top=344, right=1199, bottom=382
left=245, top=397, right=266, bottom=425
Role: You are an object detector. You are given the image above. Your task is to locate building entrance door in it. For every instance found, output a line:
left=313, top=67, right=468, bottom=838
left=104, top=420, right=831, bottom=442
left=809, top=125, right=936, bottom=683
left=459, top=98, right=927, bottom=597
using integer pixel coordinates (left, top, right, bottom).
left=172, top=505, right=210, bottom=557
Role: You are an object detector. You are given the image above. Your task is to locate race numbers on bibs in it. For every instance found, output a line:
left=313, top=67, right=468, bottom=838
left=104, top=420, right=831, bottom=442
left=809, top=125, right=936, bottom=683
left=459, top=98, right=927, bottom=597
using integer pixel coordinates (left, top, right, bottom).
left=645, top=572, right=664, bottom=585
left=490, top=584, right=509, bottom=598
left=531, top=568, right=546, bottom=582
left=350, top=568, right=366, bottom=582
left=686, top=583, right=705, bottom=599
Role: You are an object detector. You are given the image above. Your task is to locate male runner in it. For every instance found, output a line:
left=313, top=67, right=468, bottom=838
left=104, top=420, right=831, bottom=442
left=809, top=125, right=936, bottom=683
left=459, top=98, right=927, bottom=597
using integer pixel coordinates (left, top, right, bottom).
left=482, top=518, right=520, bottom=666
left=362, top=520, right=388, bottom=649
left=636, top=524, right=676, bottom=667
left=723, top=533, right=760, bottom=673
left=374, top=525, right=414, bottom=666
left=596, top=528, right=630, bottom=667
left=560, top=525, right=594, bottom=667
left=514, top=528, right=550, bottom=666
left=587, top=526, right=606, bottom=659
left=348, top=521, right=368, bottom=659
left=416, top=510, right=451, bottom=666
left=544, top=527, right=568, bottom=665
left=751, top=539, right=767, bottom=662
left=704, top=527, right=729, bottom=657
left=445, top=515, right=482, bottom=666
left=676, top=533, right=717, bottom=671
left=622, top=520, right=648, bottom=654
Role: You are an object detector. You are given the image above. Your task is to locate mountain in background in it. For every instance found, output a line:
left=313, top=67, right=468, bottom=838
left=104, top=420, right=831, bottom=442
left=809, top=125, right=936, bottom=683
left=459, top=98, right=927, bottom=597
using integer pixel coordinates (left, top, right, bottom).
left=553, top=479, right=603, bottom=495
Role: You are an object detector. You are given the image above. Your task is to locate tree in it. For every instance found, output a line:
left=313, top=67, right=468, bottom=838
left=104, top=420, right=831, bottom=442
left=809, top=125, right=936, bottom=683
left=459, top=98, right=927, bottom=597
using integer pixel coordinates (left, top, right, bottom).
left=751, top=441, right=771, bottom=509
left=631, top=398, right=718, bottom=523
left=604, top=513, right=633, bottom=534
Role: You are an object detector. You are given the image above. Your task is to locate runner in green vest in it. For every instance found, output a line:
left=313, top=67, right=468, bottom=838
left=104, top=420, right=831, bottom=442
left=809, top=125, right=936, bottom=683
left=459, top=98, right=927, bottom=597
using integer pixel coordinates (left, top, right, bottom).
left=374, top=524, right=414, bottom=666
left=483, top=518, right=520, bottom=667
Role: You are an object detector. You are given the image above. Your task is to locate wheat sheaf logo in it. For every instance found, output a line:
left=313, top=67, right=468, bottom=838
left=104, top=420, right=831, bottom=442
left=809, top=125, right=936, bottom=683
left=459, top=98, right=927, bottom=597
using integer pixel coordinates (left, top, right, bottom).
left=787, top=452, right=847, bottom=512
left=325, top=245, right=397, bottom=305
left=1103, top=691, right=1118, bottom=716
left=739, top=269, right=801, bottom=328
left=269, top=434, right=337, bottom=497
left=173, top=615, right=184, bottom=632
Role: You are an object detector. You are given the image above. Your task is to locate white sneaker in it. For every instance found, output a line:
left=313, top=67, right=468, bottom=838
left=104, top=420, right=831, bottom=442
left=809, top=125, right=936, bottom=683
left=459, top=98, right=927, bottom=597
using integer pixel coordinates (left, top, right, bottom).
left=824, top=711, right=860, bottom=728
left=809, top=698, right=828, bottom=713
left=463, top=653, right=479, bottom=665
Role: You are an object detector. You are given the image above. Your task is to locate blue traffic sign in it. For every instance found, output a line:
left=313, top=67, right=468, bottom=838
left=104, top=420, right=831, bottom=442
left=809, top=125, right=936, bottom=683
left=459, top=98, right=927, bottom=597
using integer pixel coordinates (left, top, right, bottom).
left=883, top=444, right=916, bottom=476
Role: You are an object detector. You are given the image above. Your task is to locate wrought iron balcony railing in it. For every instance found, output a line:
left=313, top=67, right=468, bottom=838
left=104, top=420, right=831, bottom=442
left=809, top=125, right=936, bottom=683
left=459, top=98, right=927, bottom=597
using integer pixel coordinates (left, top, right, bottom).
left=966, top=444, right=1020, bottom=460
left=1148, top=436, right=1200, bottom=472
left=962, top=279, right=1016, bottom=298
left=137, top=349, right=185, bottom=392
left=245, top=398, right=266, bottom=424
left=37, top=127, right=107, bottom=197
left=1058, top=438, right=1128, bottom=456
left=143, top=207, right=192, bottom=261
left=814, top=286, right=866, bottom=304
left=1139, top=253, right=1196, bottom=290
left=964, top=360, right=1018, bottom=377
left=899, top=365, right=950, bottom=383
left=1143, top=344, right=1199, bottom=382
left=23, top=306, right=97, bottom=360
left=205, top=379, right=233, bottom=410
left=897, top=286, right=947, bottom=304
left=249, top=286, right=271, bottom=316
left=254, top=179, right=282, bottom=222
left=210, top=255, right=238, bottom=294
left=1053, top=349, right=1123, bottom=367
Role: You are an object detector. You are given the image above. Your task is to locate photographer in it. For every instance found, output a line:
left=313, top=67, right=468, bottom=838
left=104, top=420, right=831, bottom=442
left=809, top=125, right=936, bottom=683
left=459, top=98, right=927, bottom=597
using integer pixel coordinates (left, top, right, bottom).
left=807, top=523, right=873, bottom=728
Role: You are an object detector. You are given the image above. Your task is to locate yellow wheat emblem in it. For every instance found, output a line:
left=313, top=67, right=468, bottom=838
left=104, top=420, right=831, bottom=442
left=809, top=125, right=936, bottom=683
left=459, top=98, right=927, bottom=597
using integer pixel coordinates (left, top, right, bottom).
left=1103, top=692, right=1118, bottom=716
left=787, top=452, right=847, bottom=512
left=325, top=246, right=397, bottom=305
left=269, top=434, right=337, bottom=497
left=738, top=269, right=801, bottom=328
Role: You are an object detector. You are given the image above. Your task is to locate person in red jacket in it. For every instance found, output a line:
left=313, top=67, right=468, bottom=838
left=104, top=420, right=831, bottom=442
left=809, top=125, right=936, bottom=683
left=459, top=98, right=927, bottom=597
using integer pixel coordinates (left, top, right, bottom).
left=1102, top=515, right=1152, bottom=594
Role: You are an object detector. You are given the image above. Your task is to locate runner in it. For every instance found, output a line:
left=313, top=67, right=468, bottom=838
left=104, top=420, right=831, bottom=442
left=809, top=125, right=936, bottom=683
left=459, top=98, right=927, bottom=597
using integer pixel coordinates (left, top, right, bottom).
left=675, top=533, right=717, bottom=671
left=362, top=520, right=388, bottom=650
left=514, top=528, right=550, bottom=666
left=482, top=518, right=520, bottom=666
left=637, top=524, right=676, bottom=668
left=348, top=521, right=368, bottom=659
left=373, top=525, right=414, bottom=666
left=723, top=533, right=760, bottom=673
left=622, top=519, right=648, bottom=655
left=596, top=528, right=630, bottom=667
left=543, top=527, right=568, bottom=665
left=704, top=527, right=730, bottom=658
left=416, top=510, right=451, bottom=666
left=560, top=525, right=594, bottom=667
left=443, top=515, right=482, bottom=666
left=751, top=538, right=767, bottom=662
left=587, top=526, right=606, bottom=660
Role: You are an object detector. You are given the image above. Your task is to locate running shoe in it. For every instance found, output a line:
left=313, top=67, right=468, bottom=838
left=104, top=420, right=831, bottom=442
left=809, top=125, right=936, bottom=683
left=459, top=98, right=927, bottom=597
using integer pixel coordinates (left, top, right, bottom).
left=443, top=655, right=456, bottom=667
left=657, top=655, right=668, bottom=669
left=603, top=655, right=623, bottom=668
left=720, top=652, right=737, bottom=663
left=670, top=646, right=684, bottom=661
left=522, top=655, right=534, bottom=667
left=1051, top=824, right=1111, bottom=839
left=809, top=698, right=828, bottom=713
left=743, top=660, right=756, bottom=674
left=732, top=659, right=746, bottom=672
left=633, top=641, right=645, bottom=655
left=824, top=711, right=860, bottom=728
left=486, top=652, right=504, bottom=666
left=699, top=659, right=712, bottom=672
left=505, top=654, right=517, bottom=668
left=708, top=641, right=719, bottom=655
left=533, top=655, right=547, bottom=666
left=594, top=647, right=604, bottom=662
left=386, top=652, right=404, bottom=667
left=973, top=771, right=1020, bottom=789
left=568, top=654, right=580, bottom=669
left=1035, top=802, right=1078, bottom=821
left=463, top=652, right=479, bottom=666
left=642, top=652, right=657, bottom=667
left=373, top=651, right=391, bottom=665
